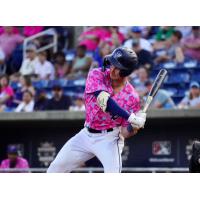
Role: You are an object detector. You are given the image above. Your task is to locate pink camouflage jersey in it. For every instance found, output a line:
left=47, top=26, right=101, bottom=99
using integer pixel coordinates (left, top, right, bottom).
left=84, top=68, right=140, bottom=130
left=0, top=157, right=29, bottom=169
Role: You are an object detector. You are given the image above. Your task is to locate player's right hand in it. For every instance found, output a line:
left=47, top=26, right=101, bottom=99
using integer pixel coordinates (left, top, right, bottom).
left=128, top=113, right=146, bottom=128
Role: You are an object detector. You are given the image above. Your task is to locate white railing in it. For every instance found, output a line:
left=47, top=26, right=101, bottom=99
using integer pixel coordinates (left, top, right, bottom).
left=23, top=28, right=58, bottom=60
left=0, top=167, right=189, bottom=173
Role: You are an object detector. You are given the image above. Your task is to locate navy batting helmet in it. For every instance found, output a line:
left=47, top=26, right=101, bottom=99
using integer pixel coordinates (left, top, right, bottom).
left=103, top=47, right=138, bottom=77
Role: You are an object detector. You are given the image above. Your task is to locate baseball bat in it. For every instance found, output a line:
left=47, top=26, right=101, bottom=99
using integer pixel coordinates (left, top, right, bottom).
left=142, top=69, right=168, bottom=113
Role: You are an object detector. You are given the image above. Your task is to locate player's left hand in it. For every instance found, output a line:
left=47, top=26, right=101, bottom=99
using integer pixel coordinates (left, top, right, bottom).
left=135, top=111, right=147, bottom=128
left=136, top=111, right=146, bottom=120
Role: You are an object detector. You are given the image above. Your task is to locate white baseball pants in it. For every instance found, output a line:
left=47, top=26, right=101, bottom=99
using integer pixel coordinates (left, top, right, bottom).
left=47, top=127, right=124, bottom=173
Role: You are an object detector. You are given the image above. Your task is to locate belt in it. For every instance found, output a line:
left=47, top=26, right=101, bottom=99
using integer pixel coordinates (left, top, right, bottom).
left=87, top=127, right=113, bottom=134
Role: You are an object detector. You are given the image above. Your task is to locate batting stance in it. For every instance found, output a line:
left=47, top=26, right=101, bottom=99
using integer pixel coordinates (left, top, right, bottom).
left=47, top=47, right=147, bottom=173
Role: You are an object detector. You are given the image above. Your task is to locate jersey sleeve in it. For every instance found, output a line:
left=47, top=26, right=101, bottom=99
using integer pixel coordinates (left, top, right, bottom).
left=85, top=69, right=109, bottom=94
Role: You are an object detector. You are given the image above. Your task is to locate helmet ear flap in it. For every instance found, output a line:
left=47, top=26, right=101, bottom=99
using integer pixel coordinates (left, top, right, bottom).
left=102, top=56, right=111, bottom=72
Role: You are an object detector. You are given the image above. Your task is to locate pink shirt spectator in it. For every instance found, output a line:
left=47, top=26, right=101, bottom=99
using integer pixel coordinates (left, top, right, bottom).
left=0, top=86, right=14, bottom=97
left=79, top=27, right=110, bottom=51
left=0, top=157, right=29, bottom=169
left=183, top=35, right=200, bottom=60
left=23, top=26, right=44, bottom=37
left=101, top=31, right=125, bottom=47
left=0, top=26, right=19, bottom=35
left=0, top=86, right=14, bottom=106
left=0, top=33, right=24, bottom=57
left=84, top=68, right=140, bottom=130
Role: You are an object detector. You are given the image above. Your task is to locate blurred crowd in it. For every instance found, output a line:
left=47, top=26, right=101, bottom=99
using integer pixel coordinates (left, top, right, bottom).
left=0, top=26, right=200, bottom=112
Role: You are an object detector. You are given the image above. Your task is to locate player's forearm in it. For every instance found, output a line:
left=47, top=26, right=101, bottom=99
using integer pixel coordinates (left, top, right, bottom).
left=94, top=91, right=146, bottom=128
left=94, top=91, right=130, bottom=120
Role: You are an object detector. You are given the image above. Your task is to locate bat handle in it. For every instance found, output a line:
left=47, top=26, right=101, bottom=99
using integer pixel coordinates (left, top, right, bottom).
left=142, top=96, right=153, bottom=113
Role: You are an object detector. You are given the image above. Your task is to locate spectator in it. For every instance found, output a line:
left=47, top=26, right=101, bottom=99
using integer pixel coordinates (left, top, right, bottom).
left=0, top=145, right=29, bottom=172
left=34, top=90, right=48, bottom=111
left=189, top=141, right=200, bottom=173
left=23, top=26, right=44, bottom=37
left=131, top=39, right=153, bottom=70
left=93, top=41, right=112, bottom=67
left=156, top=26, right=174, bottom=41
left=0, top=26, right=19, bottom=35
left=178, top=82, right=200, bottom=109
left=123, top=26, right=153, bottom=52
left=0, top=26, right=24, bottom=58
left=15, top=90, right=35, bottom=112
left=130, top=67, right=149, bottom=97
left=141, top=26, right=159, bottom=39
left=175, top=26, right=192, bottom=38
left=69, top=95, right=85, bottom=111
left=0, top=47, right=6, bottom=75
left=154, top=30, right=184, bottom=64
left=78, top=27, right=109, bottom=51
left=54, top=52, right=69, bottom=78
left=101, top=27, right=125, bottom=49
left=118, top=26, right=132, bottom=40
left=0, top=75, right=14, bottom=111
left=69, top=45, right=92, bottom=78
left=19, top=44, right=39, bottom=76
left=182, top=26, right=200, bottom=61
left=34, top=51, right=55, bottom=80
left=13, top=76, right=35, bottom=105
left=144, top=80, right=176, bottom=109
left=45, top=85, right=71, bottom=110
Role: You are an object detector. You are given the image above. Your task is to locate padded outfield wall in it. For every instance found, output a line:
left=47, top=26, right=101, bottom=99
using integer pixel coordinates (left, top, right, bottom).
left=0, top=109, right=199, bottom=169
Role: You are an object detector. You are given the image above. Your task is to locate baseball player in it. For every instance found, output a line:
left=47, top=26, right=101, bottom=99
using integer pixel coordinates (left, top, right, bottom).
left=47, top=47, right=147, bottom=173
left=189, top=141, right=200, bottom=173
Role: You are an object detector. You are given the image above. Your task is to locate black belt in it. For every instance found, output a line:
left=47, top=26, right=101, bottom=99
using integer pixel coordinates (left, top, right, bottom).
left=87, top=127, right=113, bottom=133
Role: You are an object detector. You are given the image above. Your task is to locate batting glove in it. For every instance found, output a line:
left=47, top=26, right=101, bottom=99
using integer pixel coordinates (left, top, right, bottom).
left=128, top=113, right=146, bottom=129
left=136, top=111, right=147, bottom=121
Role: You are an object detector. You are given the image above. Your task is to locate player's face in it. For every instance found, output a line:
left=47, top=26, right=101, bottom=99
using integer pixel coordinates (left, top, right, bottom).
left=110, top=66, right=120, bottom=80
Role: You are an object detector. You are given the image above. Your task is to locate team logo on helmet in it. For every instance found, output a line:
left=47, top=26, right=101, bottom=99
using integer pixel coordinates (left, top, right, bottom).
left=115, top=50, right=122, bottom=58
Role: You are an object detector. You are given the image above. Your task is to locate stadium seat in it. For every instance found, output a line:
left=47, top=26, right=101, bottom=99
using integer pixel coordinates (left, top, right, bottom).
left=9, top=44, right=23, bottom=72
left=32, top=80, right=49, bottom=89
left=10, top=81, right=20, bottom=91
left=163, top=62, right=177, bottom=69
left=172, top=96, right=183, bottom=104
left=183, top=60, right=198, bottom=68
left=165, top=87, right=178, bottom=96
left=65, top=50, right=76, bottom=61
left=47, top=79, right=60, bottom=88
left=191, top=72, right=200, bottom=82
left=177, top=89, right=187, bottom=97
left=166, top=72, right=190, bottom=84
